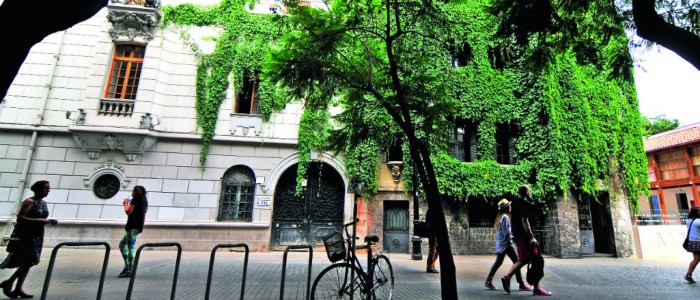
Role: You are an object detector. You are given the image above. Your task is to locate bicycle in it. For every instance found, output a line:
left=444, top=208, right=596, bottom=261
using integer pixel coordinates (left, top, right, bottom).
left=311, top=218, right=394, bottom=300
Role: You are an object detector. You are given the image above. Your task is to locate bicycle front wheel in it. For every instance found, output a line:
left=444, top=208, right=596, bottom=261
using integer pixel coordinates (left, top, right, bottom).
left=370, top=254, right=394, bottom=300
left=311, top=263, right=366, bottom=300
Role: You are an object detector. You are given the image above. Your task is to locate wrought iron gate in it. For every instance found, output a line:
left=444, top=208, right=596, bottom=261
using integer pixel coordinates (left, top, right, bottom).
left=271, top=162, right=345, bottom=249
left=578, top=197, right=595, bottom=255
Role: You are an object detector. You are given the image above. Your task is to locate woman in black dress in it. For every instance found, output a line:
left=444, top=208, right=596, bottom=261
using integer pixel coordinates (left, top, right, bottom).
left=0, top=180, right=58, bottom=298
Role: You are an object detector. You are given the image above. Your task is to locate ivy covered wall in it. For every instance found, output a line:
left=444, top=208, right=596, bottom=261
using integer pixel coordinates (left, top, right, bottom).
left=162, top=0, right=649, bottom=210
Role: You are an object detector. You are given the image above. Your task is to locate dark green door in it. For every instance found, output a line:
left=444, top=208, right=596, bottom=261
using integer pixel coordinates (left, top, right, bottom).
left=383, top=201, right=409, bottom=253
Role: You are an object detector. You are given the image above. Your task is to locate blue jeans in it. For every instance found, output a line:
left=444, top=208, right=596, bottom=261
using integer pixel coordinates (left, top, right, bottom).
left=486, top=245, right=524, bottom=283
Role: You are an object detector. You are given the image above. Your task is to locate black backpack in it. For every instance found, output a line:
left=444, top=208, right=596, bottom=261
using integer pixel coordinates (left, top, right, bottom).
left=526, top=245, right=545, bottom=285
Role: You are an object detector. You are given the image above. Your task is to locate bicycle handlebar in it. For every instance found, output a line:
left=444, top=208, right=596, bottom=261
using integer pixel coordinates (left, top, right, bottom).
left=343, top=218, right=360, bottom=228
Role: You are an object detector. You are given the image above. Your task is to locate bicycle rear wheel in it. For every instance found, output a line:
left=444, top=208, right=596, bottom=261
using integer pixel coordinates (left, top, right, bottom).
left=311, top=263, right=366, bottom=300
left=370, top=254, right=394, bottom=300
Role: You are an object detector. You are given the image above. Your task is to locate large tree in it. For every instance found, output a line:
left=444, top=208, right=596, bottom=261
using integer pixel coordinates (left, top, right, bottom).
left=265, top=0, right=460, bottom=298
left=489, top=0, right=700, bottom=73
left=641, top=114, right=680, bottom=136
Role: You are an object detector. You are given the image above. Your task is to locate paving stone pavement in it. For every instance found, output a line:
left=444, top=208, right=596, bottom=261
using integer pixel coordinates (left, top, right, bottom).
left=0, top=247, right=697, bottom=300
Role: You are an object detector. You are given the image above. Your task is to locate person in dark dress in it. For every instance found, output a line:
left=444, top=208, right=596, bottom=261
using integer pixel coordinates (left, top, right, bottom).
left=118, top=185, right=148, bottom=278
left=0, top=180, right=58, bottom=298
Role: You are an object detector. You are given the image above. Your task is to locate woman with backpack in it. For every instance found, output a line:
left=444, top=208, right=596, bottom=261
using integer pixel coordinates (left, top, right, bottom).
left=484, top=198, right=532, bottom=291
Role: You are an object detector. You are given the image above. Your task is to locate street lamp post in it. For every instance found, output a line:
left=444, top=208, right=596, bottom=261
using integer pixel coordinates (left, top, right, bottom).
left=411, top=162, right=422, bottom=260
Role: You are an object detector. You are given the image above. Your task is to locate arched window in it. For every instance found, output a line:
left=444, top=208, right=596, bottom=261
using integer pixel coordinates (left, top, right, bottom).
left=218, top=166, right=256, bottom=221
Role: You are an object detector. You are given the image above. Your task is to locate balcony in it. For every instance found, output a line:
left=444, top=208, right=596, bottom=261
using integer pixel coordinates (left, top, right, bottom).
left=110, top=0, right=160, bottom=8
left=99, top=99, right=135, bottom=116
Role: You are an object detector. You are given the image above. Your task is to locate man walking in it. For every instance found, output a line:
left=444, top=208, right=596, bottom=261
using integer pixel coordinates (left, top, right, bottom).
left=426, top=209, right=439, bottom=273
left=501, top=185, right=552, bottom=296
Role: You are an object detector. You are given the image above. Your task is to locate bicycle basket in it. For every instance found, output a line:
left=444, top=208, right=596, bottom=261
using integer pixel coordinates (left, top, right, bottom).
left=322, top=231, right=346, bottom=262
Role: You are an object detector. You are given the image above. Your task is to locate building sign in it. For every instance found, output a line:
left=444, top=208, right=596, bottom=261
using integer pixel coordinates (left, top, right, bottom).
left=256, top=196, right=272, bottom=206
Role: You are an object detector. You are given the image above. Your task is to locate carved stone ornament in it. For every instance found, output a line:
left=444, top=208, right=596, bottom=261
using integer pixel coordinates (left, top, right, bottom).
left=386, top=161, right=403, bottom=185
left=84, top=159, right=131, bottom=189
left=70, top=129, right=157, bottom=162
left=107, top=4, right=161, bottom=44
left=102, top=134, right=124, bottom=150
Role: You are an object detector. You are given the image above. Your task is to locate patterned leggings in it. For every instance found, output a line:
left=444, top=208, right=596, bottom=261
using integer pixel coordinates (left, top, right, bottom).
left=119, top=229, right=140, bottom=270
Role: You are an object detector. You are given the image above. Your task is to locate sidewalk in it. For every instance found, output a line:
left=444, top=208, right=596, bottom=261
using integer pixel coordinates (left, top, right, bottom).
left=0, top=246, right=697, bottom=299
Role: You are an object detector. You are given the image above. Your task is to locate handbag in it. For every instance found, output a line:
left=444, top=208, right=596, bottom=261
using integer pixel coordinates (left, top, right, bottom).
left=684, top=219, right=695, bottom=251
left=414, top=218, right=432, bottom=238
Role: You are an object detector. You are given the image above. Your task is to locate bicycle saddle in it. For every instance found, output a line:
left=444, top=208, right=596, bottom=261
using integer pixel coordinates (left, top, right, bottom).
left=365, top=235, right=380, bottom=244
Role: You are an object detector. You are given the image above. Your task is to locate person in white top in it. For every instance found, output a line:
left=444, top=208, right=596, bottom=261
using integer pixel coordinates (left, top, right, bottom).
left=484, top=199, right=531, bottom=291
left=685, top=206, right=700, bottom=283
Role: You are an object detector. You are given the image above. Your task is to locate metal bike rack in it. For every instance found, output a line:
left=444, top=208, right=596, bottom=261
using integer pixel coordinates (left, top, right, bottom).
left=126, top=242, right=182, bottom=300
left=205, top=243, right=249, bottom=300
left=279, top=244, right=313, bottom=300
left=40, top=241, right=110, bottom=300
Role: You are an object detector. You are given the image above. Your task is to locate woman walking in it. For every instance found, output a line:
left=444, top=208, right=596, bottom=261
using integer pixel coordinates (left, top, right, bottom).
left=0, top=180, right=58, bottom=298
left=685, top=206, right=700, bottom=283
left=118, top=185, right=148, bottom=278
left=484, top=198, right=531, bottom=291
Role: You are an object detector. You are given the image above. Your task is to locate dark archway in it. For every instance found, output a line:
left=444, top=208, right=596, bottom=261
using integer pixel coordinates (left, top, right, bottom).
left=270, top=162, right=345, bottom=249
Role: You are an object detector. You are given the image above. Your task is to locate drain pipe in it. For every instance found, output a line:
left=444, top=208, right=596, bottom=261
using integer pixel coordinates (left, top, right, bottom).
left=5, top=31, right=67, bottom=240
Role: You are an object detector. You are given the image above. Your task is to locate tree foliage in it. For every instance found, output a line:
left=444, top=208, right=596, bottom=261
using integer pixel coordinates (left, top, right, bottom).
left=488, top=0, right=700, bottom=72
left=265, top=0, right=461, bottom=297
left=641, top=114, right=680, bottom=137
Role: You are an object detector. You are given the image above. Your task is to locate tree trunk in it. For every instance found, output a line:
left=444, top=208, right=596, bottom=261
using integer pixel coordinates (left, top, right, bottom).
left=408, top=135, right=459, bottom=299
left=632, top=0, right=700, bottom=71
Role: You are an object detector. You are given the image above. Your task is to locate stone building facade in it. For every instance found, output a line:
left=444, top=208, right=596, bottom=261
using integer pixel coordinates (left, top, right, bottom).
left=0, top=0, right=639, bottom=259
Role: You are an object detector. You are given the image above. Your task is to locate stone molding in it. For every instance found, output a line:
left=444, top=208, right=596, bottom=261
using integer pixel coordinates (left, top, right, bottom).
left=107, top=2, right=161, bottom=44
left=69, top=126, right=157, bottom=161
left=83, top=159, right=131, bottom=189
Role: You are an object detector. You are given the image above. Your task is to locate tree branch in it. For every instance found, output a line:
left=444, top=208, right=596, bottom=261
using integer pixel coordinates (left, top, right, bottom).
left=633, top=0, right=700, bottom=71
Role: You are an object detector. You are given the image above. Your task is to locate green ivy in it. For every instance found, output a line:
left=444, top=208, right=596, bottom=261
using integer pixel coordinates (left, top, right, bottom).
left=162, top=0, right=649, bottom=210
left=162, top=0, right=289, bottom=166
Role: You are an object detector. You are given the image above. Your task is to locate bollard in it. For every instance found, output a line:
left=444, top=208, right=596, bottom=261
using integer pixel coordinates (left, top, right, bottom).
left=126, top=242, right=182, bottom=300
left=41, top=241, right=110, bottom=300
left=280, top=244, right=313, bottom=300
left=205, top=243, right=249, bottom=300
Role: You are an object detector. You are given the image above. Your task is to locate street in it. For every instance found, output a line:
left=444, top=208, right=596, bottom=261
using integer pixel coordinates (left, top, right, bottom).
left=0, top=247, right=697, bottom=299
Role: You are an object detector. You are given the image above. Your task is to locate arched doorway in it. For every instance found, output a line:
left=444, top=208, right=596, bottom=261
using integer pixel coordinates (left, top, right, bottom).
left=271, top=162, right=345, bottom=249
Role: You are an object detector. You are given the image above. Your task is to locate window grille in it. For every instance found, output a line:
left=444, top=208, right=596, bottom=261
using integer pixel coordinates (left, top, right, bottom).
left=218, top=166, right=256, bottom=221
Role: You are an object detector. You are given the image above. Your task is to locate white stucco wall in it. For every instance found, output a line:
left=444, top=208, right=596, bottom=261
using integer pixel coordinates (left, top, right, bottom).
left=636, top=225, right=695, bottom=261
